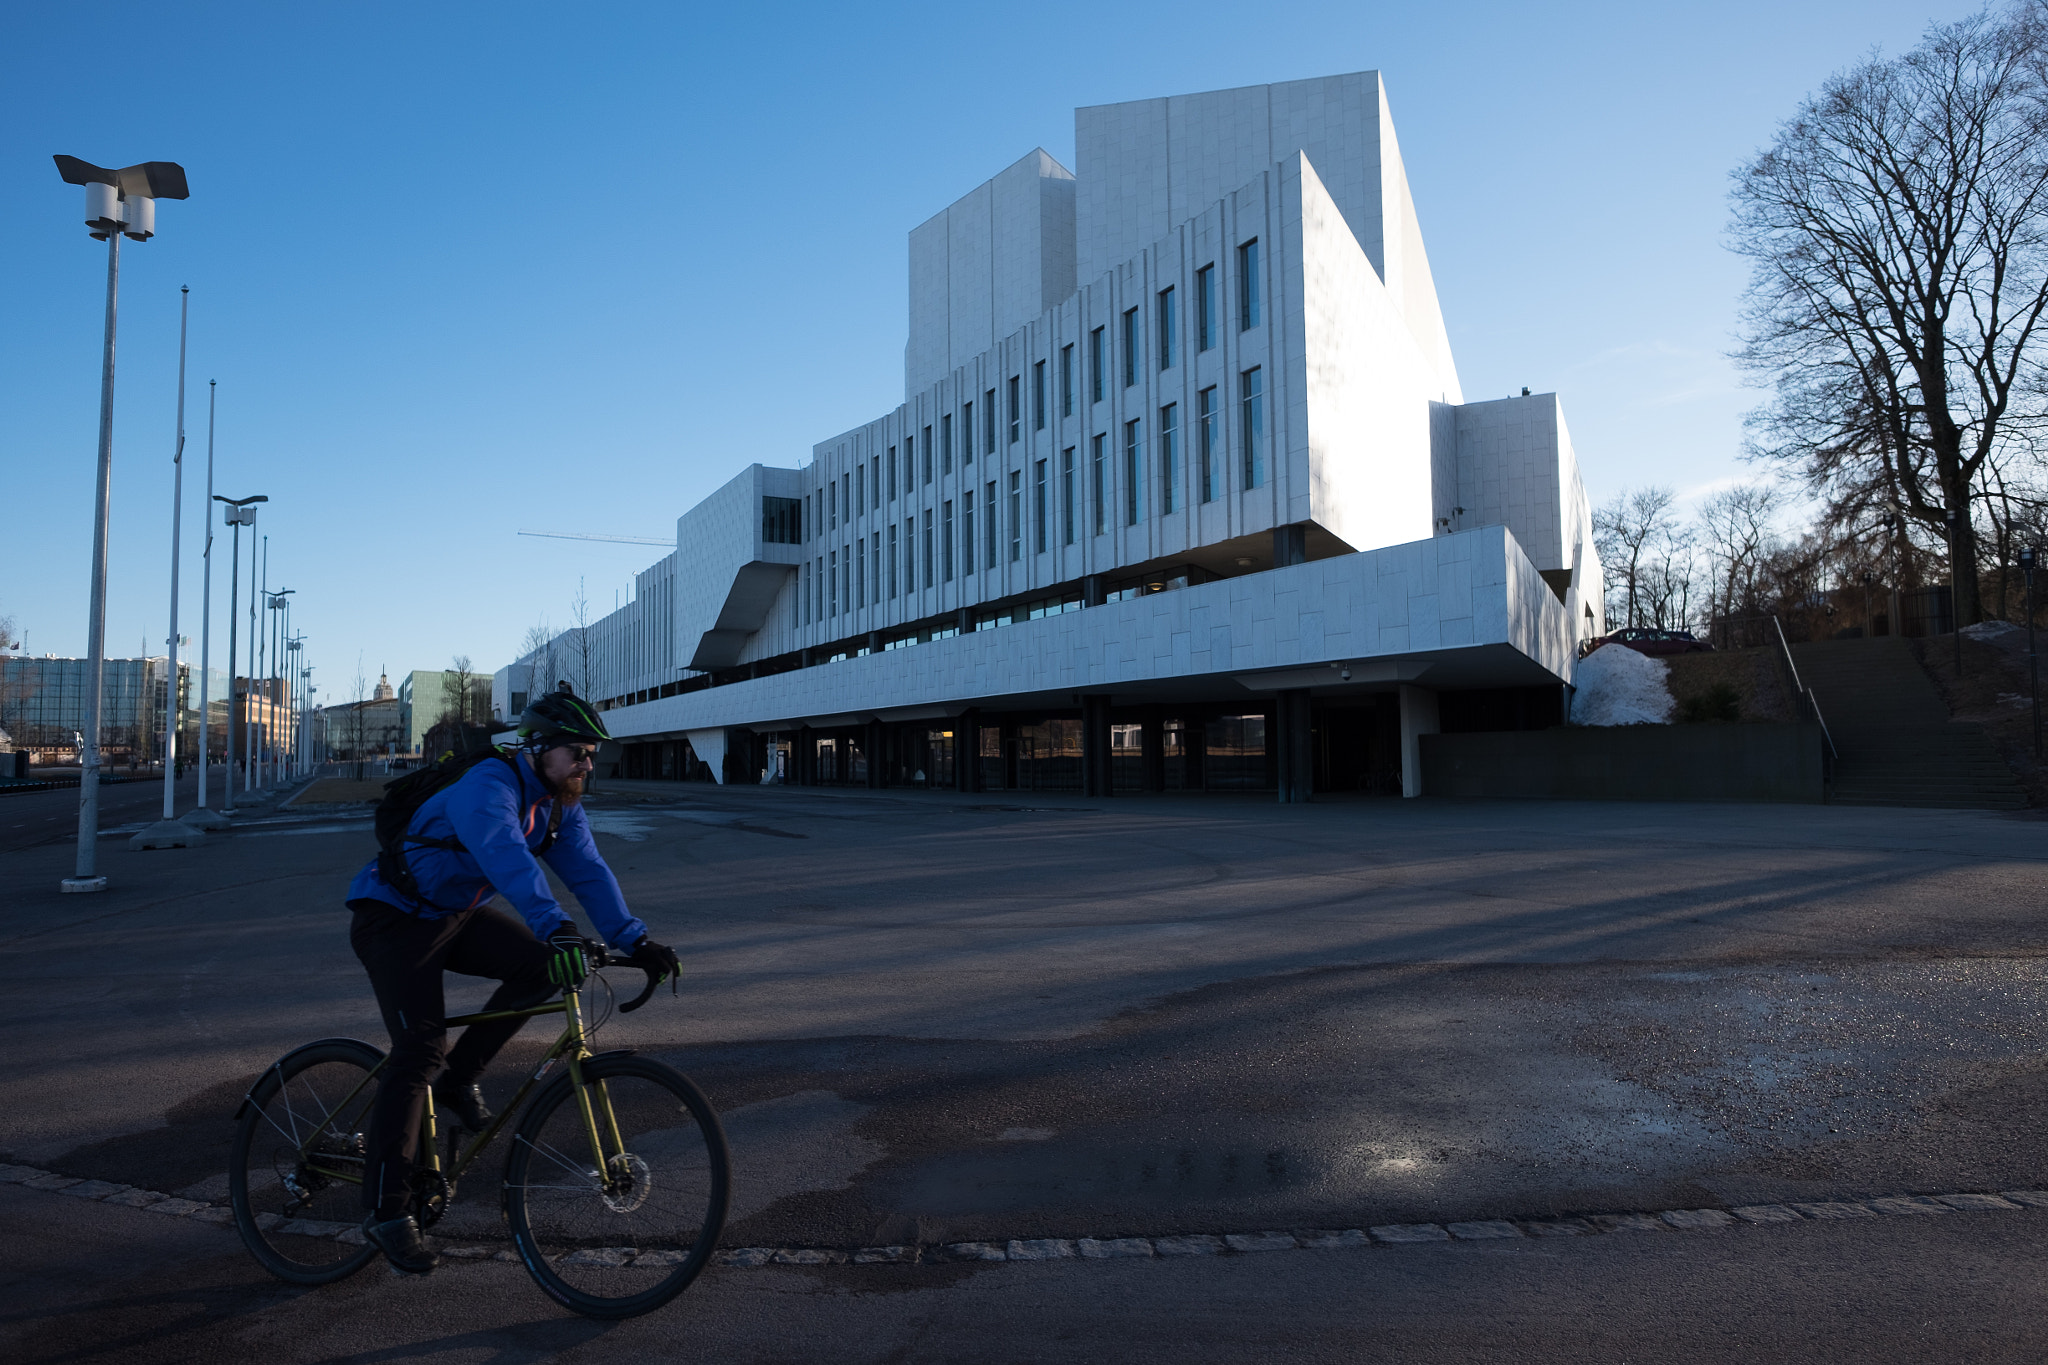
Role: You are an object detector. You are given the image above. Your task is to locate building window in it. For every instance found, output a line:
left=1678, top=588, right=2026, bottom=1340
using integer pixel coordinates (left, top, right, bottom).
left=761, top=496, right=801, bottom=545
left=872, top=531, right=882, bottom=602
left=1009, top=471, right=1022, bottom=562
left=855, top=537, right=865, bottom=605
left=918, top=427, right=929, bottom=485
left=1240, top=366, right=1265, bottom=489
left=1197, top=264, right=1216, bottom=351
left=1033, top=458, right=1047, bottom=553
left=1061, top=447, right=1076, bottom=545
left=815, top=557, right=824, bottom=620
left=1158, top=287, right=1176, bottom=370
left=1009, top=374, right=1021, bottom=443
left=1033, top=359, right=1047, bottom=431
left=1090, top=326, right=1105, bottom=403
left=887, top=525, right=897, bottom=598
left=985, top=479, right=998, bottom=568
left=922, top=510, right=934, bottom=589
left=842, top=474, right=851, bottom=528
left=801, top=561, right=810, bottom=624
left=1159, top=403, right=1179, bottom=514
left=1060, top=345, right=1074, bottom=417
left=887, top=447, right=898, bottom=502
left=855, top=465, right=864, bottom=516
left=1198, top=387, right=1218, bottom=503
left=984, top=388, right=997, bottom=454
left=1238, top=239, right=1260, bottom=331
left=871, top=456, right=881, bottom=509
left=1122, top=307, right=1140, bottom=387
left=942, top=501, right=954, bottom=581
left=1124, top=419, right=1142, bottom=525
left=828, top=480, right=837, bottom=531
left=962, top=491, right=975, bottom=574
left=951, top=408, right=963, bottom=472
left=829, top=549, right=838, bottom=616
left=1091, top=434, right=1107, bottom=535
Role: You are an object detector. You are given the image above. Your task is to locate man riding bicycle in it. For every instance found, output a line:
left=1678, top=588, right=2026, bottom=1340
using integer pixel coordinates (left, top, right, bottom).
left=344, top=687, right=679, bottom=1274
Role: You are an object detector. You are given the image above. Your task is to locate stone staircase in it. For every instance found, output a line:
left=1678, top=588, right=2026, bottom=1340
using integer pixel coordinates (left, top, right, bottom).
left=1787, top=637, right=2028, bottom=809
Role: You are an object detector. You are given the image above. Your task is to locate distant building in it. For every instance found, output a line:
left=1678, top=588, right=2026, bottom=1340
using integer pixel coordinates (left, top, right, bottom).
left=0, top=655, right=210, bottom=765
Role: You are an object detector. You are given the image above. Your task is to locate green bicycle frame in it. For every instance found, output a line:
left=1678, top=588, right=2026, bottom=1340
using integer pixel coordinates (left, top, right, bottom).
left=292, top=990, right=627, bottom=1196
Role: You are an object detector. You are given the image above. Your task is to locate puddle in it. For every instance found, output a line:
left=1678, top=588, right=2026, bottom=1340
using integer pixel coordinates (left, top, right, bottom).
left=884, top=1140, right=1312, bottom=1216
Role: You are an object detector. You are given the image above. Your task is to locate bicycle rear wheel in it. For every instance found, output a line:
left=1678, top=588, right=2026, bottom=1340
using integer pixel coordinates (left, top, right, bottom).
left=228, top=1038, right=384, bottom=1285
left=503, top=1053, right=729, bottom=1318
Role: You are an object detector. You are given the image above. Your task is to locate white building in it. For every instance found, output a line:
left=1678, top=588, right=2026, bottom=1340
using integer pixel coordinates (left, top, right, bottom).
left=499, top=72, right=1602, bottom=799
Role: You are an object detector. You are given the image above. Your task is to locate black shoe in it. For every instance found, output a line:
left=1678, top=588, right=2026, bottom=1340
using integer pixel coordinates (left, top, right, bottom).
left=361, top=1213, right=439, bottom=1275
left=433, top=1078, right=492, bottom=1131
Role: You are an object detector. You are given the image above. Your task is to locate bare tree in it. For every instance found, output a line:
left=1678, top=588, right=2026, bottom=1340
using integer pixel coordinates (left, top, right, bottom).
left=1700, top=484, right=1784, bottom=632
left=346, top=655, right=370, bottom=781
left=443, top=655, right=476, bottom=726
left=568, top=578, right=596, bottom=700
left=1731, top=3, right=2048, bottom=626
left=1594, top=487, right=1681, bottom=628
left=519, top=622, right=556, bottom=704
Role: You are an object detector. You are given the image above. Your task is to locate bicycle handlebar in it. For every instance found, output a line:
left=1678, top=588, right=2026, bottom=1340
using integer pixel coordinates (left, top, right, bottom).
left=578, top=942, right=672, bottom=1014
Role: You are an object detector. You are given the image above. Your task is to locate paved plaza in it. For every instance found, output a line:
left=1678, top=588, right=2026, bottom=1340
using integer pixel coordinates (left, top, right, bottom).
left=3, top=780, right=2047, bottom=1361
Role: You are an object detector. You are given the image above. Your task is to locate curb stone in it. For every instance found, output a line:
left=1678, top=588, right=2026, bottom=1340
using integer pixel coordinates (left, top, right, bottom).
left=6, top=1160, right=2047, bottom=1270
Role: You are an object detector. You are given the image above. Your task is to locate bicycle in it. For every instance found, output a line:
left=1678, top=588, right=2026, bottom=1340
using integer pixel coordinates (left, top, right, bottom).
left=228, top=949, right=730, bottom=1319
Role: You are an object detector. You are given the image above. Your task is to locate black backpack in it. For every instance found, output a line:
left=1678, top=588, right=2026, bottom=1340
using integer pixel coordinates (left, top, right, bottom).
left=374, top=747, right=560, bottom=906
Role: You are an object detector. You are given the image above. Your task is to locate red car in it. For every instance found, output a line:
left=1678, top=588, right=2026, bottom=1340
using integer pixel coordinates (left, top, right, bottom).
left=1586, top=627, right=1714, bottom=657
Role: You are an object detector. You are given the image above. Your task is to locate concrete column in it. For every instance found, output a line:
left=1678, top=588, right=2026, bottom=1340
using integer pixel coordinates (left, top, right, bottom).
left=1275, top=689, right=1313, bottom=803
left=1081, top=695, right=1112, bottom=797
left=867, top=630, right=882, bottom=655
left=1273, top=523, right=1307, bottom=569
left=956, top=708, right=977, bottom=792
left=866, top=719, right=883, bottom=789
left=1398, top=685, right=1439, bottom=799
left=1140, top=707, right=1165, bottom=793
left=1083, top=574, right=1106, bottom=608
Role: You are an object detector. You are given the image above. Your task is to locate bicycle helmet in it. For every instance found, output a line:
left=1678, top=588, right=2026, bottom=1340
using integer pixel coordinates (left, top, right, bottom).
left=517, top=685, right=612, bottom=746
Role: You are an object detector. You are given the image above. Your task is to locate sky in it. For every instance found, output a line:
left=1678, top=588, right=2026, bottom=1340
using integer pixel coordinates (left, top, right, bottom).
left=0, top=0, right=1972, bottom=702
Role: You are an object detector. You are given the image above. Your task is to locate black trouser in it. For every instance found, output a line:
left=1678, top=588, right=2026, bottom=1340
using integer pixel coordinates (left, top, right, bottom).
left=348, top=899, right=555, bottom=1215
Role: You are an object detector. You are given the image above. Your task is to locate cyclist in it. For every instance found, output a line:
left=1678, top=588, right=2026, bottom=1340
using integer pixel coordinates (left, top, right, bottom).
left=343, top=686, right=680, bottom=1275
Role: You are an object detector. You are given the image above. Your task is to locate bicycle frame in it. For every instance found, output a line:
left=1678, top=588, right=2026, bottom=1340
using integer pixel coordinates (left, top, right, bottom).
left=288, top=989, right=628, bottom=1198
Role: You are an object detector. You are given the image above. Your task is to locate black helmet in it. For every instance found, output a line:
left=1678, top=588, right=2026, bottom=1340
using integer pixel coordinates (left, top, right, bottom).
left=518, top=684, right=611, bottom=746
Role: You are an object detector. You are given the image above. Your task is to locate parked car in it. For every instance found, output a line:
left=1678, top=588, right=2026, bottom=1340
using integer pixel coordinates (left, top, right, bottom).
left=1585, top=626, right=1714, bottom=657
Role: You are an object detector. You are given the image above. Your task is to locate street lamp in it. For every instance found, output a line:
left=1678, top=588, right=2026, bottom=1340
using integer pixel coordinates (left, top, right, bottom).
left=265, top=588, right=294, bottom=789
left=53, top=154, right=190, bottom=893
left=2023, top=544, right=2041, bottom=759
left=133, top=287, right=199, bottom=851
left=186, top=383, right=231, bottom=829
left=213, top=494, right=265, bottom=814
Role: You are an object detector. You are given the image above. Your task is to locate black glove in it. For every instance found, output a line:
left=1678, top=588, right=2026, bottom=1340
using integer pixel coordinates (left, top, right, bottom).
left=544, top=926, right=595, bottom=989
left=627, top=937, right=680, bottom=983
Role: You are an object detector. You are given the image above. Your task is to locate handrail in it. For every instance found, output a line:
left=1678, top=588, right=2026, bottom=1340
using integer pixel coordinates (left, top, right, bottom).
left=1767, top=614, right=1838, bottom=772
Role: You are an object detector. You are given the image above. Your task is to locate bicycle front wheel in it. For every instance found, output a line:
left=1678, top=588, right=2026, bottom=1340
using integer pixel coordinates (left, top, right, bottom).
left=503, top=1053, right=730, bottom=1318
left=228, top=1038, right=384, bottom=1285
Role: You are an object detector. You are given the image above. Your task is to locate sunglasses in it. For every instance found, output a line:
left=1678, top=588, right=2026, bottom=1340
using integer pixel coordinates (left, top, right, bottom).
left=550, top=744, right=598, bottom=765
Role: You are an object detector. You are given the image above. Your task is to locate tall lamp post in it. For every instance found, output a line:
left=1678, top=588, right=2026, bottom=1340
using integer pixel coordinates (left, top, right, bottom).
left=53, top=154, right=190, bottom=893
left=213, top=495, right=265, bottom=814
left=134, top=287, right=199, bottom=850
left=267, top=589, right=294, bottom=788
left=186, top=382, right=231, bottom=830
left=2023, top=544, right=2041, bottom=759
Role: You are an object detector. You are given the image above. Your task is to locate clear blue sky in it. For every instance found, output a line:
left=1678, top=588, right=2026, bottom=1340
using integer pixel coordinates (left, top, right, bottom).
left=1, top=0, right=1962, bottom=700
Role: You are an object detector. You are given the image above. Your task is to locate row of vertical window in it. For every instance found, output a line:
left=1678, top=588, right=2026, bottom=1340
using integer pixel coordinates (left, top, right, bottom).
left=802, top=239, right=1264, bottom=546
left=797, top=367, right=1264, bottom=627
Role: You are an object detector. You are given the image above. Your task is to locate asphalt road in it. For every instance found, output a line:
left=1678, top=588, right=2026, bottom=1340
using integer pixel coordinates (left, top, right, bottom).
left=3, top=782, right=2046, bottom=1360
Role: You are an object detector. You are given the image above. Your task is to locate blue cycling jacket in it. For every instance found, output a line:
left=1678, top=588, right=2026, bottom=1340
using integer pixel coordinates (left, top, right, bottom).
left=347, top=749, right=647, bottom=950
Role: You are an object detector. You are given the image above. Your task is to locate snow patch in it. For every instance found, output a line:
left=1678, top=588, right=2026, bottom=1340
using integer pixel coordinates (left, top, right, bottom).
left=1570, top=645, right=1675, bottom=726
